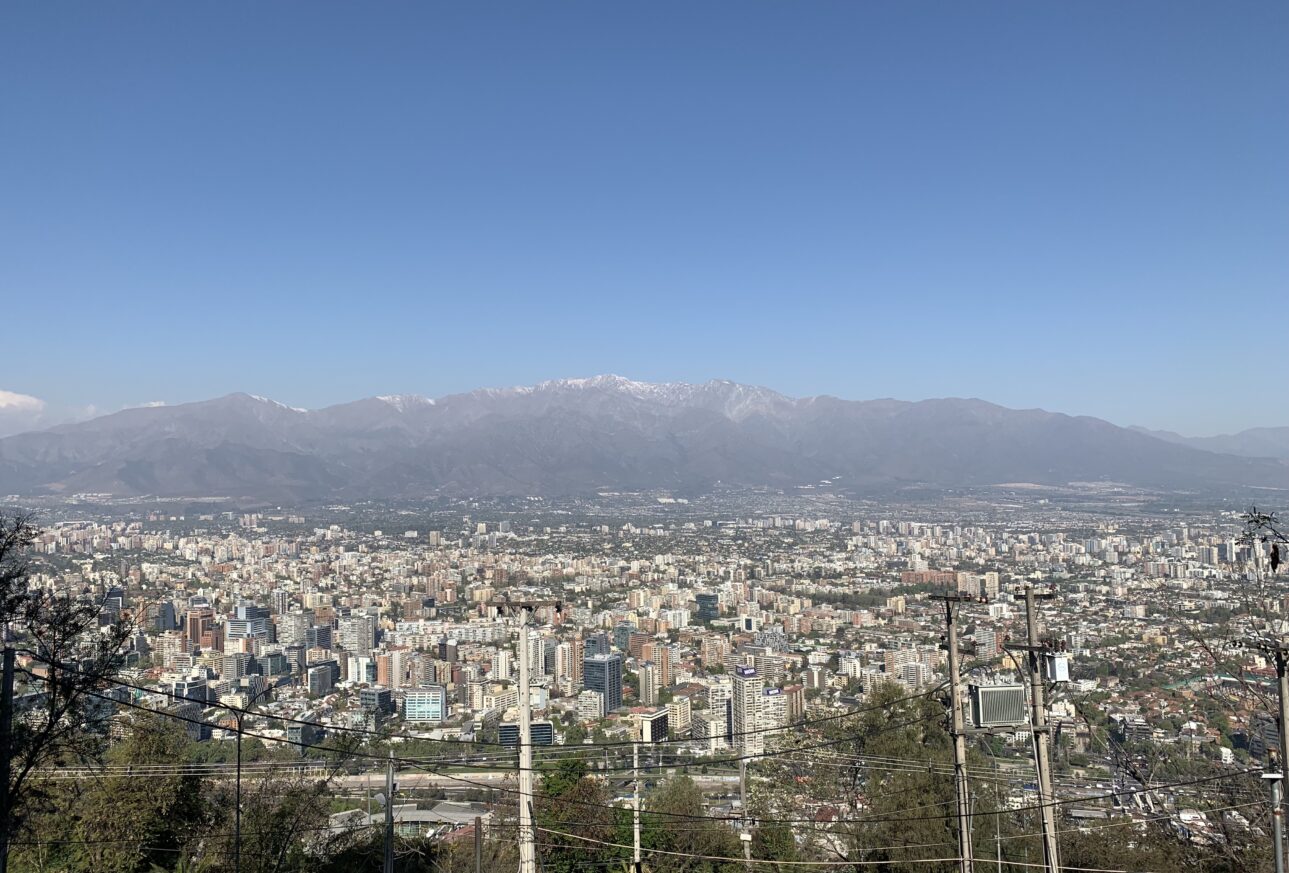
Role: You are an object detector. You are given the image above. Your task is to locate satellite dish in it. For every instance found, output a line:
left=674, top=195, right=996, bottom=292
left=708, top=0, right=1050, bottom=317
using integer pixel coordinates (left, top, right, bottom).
left=373, top=792, right=387, bottom=808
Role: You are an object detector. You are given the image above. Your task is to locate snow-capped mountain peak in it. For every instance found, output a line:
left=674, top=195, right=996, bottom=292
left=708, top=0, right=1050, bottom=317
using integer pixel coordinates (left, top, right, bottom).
left=377, top=394, right=435, bottom=412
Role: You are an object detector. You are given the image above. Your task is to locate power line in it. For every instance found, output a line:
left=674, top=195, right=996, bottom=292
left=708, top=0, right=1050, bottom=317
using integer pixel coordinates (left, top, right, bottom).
left=535, top=825, right=965, bottom=867
left=22, top=665, right=1266, bottom=835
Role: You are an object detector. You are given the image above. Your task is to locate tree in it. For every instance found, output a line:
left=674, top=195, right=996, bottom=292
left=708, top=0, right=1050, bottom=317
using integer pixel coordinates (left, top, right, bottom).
left=534, top=756, right=623, bottom=872
left=642, top=776, right=742, bottom=872
left=1, top=513, right=134, bottom=870
left=70, top=713, right=207, bottom=873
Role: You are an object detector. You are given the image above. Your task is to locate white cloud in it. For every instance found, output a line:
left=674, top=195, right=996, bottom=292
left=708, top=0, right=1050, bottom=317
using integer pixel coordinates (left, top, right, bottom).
left=0, top=389, right=49, bottom=437
left=0, top=390, right=45, bottom=413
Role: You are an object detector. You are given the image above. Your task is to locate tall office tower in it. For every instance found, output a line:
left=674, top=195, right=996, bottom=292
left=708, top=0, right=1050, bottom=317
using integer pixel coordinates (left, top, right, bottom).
left=154, top=601, right=178, bottom=632
left=696, top=592, right=720, bottom=624
left=638, top=661, right=660, bottom=706
left=583, top=652, right=623, bottom=713
left=733, top=666, right=764, bottom=756
left=185, top=608, right=215, bottom=649
left=307, top=624, right=333, bottom=650
left=226, top=601, right=271, bottom=643
left=584, top=632, right=611, bottom=657
left=337, top=614, right=377, bottom=653
left=612, top=622, right=636, bottom=652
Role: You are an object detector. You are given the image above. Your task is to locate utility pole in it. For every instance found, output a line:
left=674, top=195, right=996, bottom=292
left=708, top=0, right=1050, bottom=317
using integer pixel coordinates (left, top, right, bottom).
left=1266, top=768, right=1285, bottom=873
left=1242, top=638, right=1289, bottom=873
left=474, top=815, right=483, bottom=873
left=935, top=595, right=974, bottom=873
left=490, top=597, right=561, bottom=873
left=739, top=757, right=752, bottom=870
left=633, top=742, right=642, bottom=873
left=384, top=750, right=395, bottom=873
left=234, top=710, right=243, bottom=873
left=1023, top=585, right=1061, bottom=873
left=1242, top=638, right=1289, bottom=794
left=0, top=647, right=15, bottom=873
left=517, top=615, right=536, bottom=873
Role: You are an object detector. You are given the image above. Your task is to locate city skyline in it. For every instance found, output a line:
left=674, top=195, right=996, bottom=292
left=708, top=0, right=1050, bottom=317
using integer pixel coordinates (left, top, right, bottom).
left=4, top=2, right=1288, bottom=435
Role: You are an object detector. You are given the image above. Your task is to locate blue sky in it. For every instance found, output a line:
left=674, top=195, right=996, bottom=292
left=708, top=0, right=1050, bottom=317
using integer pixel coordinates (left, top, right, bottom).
left=2, top=2, right=1286, bottom=436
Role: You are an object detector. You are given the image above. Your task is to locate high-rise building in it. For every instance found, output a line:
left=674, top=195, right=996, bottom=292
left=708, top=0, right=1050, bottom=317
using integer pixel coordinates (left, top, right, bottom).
left=612, top=622, right=635, bottom=653
left=221, top=652, right=255, bottom=680
left=583, top=652, right=623, bottom=713
left=359, top=686, right=393, bottom=715
left=707, top=678, right=733, bottom=742
left=500, top=721, right=553, bottom=747
left=733, top=666, right=763, bottom=755
left=692, top=709, right=728, bottom=752
left=185, top=608, right=215, bottom=649
left=667, top=696, right=692, bottom=736
left=696, top=592, right=720, bottom=624
left=153, top=601, right=178, bottom=632
left=404, top=686, right=449, bottom=723
left=307, top=624, right=333, bottom=650
left=275, top=611, right=311, bottom=647
left=577, top=689, right=604, bottom=721
left=269, top=589, right=291, bottom=615
left=172, top=677, right=209, bottom=705
left=638, top=708, right=669, bottom=743
left=337, top=614, right=377, bottom=653
left=638, top=661, right=660, bottom=706
left=376, top=649, right=410, bottom=690
left=493, top=650, right=512, bottom=681
left=307, top=665, right=333, bottom=696
left=227, top=602, right=271, bottom=643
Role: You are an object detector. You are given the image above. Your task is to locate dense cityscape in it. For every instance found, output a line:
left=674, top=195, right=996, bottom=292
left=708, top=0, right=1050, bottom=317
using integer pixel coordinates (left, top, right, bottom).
left=2, top=490, right=1284, bottom=871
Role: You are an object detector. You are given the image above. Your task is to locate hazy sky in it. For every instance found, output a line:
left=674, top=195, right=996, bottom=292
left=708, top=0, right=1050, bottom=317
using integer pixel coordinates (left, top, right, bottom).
left=2, top=2, right=1286, bottom=437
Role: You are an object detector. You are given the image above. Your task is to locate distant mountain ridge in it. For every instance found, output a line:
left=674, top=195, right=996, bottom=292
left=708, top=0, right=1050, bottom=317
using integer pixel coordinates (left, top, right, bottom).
left=1130, top=425, right=1289, bottom=460
left=2, top=376, right=1286, bottom=500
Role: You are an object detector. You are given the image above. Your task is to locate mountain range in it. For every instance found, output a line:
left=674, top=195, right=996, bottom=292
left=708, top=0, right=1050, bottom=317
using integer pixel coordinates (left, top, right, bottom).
left=1129, top=425, right=1289, bottom=460
left=2, top=375, right=1286, bottom=501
